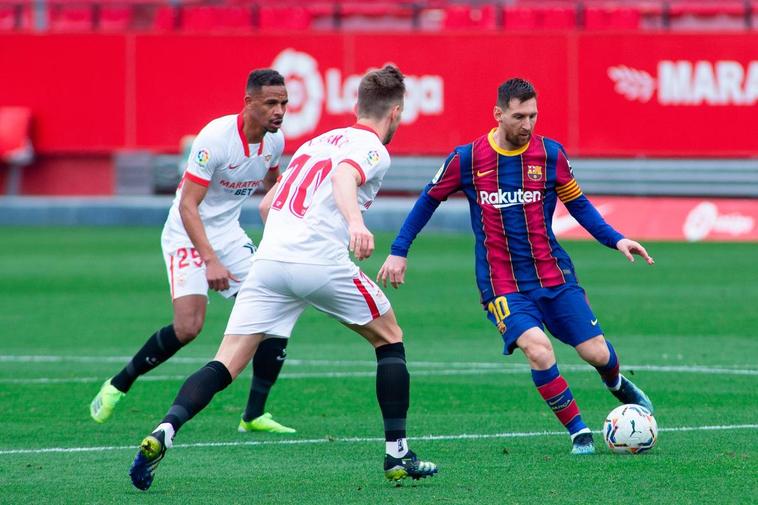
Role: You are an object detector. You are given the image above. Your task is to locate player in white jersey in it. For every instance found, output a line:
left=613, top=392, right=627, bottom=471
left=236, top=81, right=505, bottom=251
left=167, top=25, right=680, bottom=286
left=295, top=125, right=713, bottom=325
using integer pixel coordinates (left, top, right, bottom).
left=91, top=69, right=294, bottom=435
left=129, top=66, right=438, bottom=491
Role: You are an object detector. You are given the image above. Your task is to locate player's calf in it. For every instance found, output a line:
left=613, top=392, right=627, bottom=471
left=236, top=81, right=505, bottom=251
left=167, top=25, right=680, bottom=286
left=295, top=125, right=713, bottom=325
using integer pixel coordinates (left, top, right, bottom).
left=108, top=324, right=185, bottom=396
left=532, top=363, right=592, bottom=448
left=590, top=340, right=654, bottom=413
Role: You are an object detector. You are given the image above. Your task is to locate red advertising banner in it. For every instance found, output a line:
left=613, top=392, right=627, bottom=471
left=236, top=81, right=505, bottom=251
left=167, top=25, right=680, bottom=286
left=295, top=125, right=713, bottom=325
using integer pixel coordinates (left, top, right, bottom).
left=0, top=34, right=127, bottom=152
left=1, top=32, right=756, bottom=156
left=577, top=33, right=758, bottom=157
left=555, top=196, right=758, bottom=242
left=133, top=33, right=569, bottom=154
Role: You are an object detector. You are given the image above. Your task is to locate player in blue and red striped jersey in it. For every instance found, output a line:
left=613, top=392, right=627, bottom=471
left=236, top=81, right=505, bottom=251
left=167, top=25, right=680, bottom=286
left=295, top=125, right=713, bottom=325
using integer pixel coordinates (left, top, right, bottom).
left=377, top=78, right=655, bottom=455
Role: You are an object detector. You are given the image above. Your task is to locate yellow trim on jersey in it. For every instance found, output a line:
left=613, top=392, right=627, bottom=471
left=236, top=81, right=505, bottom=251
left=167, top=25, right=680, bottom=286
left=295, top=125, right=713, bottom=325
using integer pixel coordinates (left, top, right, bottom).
left=556, top=179, right=583, bottom=203
left=488, top=128, right=530, bottom=157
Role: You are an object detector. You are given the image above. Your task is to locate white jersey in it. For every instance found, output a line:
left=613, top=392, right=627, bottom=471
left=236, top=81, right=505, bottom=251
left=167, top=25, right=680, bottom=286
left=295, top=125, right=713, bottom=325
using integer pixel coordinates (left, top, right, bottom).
left=255, top=124, right=390, bottom=265
left=162, top=113, right=284, bottom=251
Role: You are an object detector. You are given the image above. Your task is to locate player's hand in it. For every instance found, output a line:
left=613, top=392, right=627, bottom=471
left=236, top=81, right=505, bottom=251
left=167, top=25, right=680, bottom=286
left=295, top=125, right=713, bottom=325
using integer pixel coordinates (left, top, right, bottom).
left=349, top=222, right=374, bottom=260
left=205, top=257, right=239, bottom=291
left=616, top=238, right=654, bottom=265
left=377, top=255, right=407, bottom=289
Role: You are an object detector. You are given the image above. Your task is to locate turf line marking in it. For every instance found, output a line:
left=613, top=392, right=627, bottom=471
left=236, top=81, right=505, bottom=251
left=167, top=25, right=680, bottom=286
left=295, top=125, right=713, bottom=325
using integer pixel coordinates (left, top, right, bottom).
left=1, top=424, right=756, bottom=456
left=2, top=355, right=757, bottom=373
left=2, top=363, right=758, bottom=384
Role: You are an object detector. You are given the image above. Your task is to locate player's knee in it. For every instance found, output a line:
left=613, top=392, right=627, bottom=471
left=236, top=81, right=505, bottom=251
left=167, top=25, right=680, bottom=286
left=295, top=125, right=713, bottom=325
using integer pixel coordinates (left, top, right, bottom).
left=576, top=335, right=608, bottom=365
left=369, top=318, right=403, bottom=346
left=375, top=323, right=403, bottom=346
left=519, top=338, right=555, bottom=369
left=174, top=318, right=203, bottom=343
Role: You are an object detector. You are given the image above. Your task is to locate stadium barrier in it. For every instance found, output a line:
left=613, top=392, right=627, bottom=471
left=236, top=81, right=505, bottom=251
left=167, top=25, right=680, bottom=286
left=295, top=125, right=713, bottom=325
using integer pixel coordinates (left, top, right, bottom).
left=134, top=154, right=758, bottom=199
left=1, top=194, right=755, bottom=242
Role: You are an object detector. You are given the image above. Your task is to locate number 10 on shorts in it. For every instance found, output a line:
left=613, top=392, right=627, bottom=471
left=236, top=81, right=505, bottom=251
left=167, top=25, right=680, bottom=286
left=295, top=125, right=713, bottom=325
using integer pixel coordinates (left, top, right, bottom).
left=487, top=296, right=510, bottom=334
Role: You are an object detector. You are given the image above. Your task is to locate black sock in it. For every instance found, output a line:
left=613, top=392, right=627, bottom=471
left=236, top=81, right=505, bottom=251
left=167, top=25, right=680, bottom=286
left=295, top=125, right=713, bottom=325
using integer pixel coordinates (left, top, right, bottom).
left=243, top=337, right=288, bottom=422
left=375, top=342, right=409, bottom=442
left=111, top=324, right=183, bottom=393
left=162, top=360, right=232, bottom=433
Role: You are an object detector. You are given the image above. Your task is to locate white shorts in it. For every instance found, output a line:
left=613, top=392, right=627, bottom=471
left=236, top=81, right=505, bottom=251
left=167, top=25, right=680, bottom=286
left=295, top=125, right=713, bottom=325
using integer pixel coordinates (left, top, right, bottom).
left=225, top=259, right=392, bottom=338
left=162, top=236, right=256, bottom=300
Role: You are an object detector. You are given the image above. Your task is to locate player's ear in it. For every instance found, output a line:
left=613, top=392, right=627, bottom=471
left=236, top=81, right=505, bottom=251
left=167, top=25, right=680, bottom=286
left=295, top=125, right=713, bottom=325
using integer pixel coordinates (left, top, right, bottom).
left=390, top=103, right=402, bottom=122
left=493, top=105, right=503, bottom=124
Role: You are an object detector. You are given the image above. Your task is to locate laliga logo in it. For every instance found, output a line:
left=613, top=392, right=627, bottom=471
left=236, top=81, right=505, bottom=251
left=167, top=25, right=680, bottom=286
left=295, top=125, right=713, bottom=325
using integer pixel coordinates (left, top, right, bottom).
left=273, top=49, right=324, bottom=138
left=683, top=202, right=754, bottom=242
left=273, top=49, right=444, bottom=138
left=608, top=60, right=758, bottom=105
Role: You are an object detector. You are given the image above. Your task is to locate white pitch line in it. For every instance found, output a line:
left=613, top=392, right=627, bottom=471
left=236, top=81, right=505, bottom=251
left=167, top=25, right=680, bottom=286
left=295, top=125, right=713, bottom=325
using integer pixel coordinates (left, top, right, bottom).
left=3, top=355, right=757, bottom=373
left=2, top=363, right=757, bottom=385
left=0, top=424, right=756, bottom=456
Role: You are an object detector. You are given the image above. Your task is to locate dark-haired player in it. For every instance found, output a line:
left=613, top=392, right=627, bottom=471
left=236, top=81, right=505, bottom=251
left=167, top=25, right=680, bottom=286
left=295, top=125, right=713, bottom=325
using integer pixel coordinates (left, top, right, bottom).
left=129, top=65, right=437, bottom=491
left=91, top=69, right=294, bottom=434
left=379, top=77, right=655, bottom=455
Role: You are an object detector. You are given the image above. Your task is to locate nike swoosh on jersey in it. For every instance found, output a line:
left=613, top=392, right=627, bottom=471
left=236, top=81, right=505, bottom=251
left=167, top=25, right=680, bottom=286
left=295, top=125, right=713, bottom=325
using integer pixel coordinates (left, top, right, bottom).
left=228, top=164, right=241, bottom=170
left=476, top=169, right=495, bottom=177
left=493, top=202, right=524, bottom=209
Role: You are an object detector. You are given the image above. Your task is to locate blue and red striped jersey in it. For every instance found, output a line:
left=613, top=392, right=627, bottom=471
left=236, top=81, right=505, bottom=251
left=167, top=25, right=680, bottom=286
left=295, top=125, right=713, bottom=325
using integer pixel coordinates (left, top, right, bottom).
left=391, top=129, right=623, bottom=302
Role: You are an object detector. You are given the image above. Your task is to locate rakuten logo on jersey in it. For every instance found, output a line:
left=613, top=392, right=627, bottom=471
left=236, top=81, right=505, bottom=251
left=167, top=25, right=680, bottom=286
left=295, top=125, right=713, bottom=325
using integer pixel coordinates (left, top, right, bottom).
left=608, top=60, right=758, bottom=105
left=479, top=189, right=542, bottom=209
left=273, top=49, right=444, bottom=138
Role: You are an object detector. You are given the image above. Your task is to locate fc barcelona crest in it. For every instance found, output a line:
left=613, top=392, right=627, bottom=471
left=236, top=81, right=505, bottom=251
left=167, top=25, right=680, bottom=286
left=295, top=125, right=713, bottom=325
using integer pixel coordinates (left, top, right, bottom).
left=527, top=164, right=543, bottom=181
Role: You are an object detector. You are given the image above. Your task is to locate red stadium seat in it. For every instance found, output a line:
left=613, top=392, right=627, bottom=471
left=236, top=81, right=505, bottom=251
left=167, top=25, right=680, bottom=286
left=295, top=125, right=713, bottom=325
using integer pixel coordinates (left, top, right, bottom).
left=151, top=5, right=177, bottom=31
left=443, top=4, right=498, bottom=30
left=0, top=5, right=16, bottom=31
left=49, top=4, right=95, bottom=32
left=541, top=6, right=576, bottom=28
left=582, top=1, right=664, bottom=30
left=181, top=6, right=252, bottom=32
left=503, top=6, right=538, bottom=29
left=259, top=6, right=313, bottom=30
left=668, top=1, right=747, bottom=31
left=504, top=5, right=576, bottom=30
left=0, top=107, right=33, bottom=165
left=99, top=6, right=133, bottom=32
left=337, top=2, right=414, bottom=31
left=584, top=6, right=641, bottom=30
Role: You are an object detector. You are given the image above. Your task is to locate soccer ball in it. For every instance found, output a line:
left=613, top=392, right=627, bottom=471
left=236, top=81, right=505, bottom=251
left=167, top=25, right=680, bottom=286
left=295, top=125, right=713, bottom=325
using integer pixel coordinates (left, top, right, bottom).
left=603, top=404, right=657, bottom=454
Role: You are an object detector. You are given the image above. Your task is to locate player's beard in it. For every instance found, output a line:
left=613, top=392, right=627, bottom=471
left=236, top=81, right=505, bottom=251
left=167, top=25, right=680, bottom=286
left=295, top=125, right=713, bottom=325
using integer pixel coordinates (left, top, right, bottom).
left=383, top=123, right=399, bottom=145
left=506, top=130, right=531, bottom=148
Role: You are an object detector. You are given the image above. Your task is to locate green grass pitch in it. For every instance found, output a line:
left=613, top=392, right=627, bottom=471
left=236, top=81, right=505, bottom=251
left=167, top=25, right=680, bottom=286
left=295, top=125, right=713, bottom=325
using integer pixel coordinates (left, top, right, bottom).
left=0, top=227, right=756, bottom=504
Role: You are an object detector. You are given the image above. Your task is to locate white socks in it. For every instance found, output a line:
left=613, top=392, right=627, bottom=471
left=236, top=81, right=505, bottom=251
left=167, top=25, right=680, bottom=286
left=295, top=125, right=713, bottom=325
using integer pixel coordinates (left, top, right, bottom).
left=155, top=422, right=175, bottom=448
left=386, top=438, right=409, bottom=458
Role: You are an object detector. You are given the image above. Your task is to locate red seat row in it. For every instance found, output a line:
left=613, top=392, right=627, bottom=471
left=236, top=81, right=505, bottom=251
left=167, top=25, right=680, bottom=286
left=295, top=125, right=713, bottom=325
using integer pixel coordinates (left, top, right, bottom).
left=0, top=1, right=755, bottom=32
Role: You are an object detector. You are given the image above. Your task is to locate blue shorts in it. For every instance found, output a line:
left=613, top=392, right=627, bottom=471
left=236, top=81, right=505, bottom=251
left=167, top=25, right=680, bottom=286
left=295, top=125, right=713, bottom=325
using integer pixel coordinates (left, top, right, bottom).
left=484, top=283, right=603, bottom=355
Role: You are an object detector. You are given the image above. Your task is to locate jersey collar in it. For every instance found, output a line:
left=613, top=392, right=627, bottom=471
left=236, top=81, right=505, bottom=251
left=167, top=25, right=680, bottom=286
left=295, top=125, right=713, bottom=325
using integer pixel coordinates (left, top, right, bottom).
left=351, top=122, right=380, bottom=139
left=488, top=128, right=530, bottom=156
left=237, top=112, right=265, bottom=157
